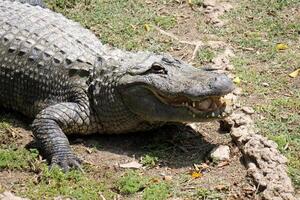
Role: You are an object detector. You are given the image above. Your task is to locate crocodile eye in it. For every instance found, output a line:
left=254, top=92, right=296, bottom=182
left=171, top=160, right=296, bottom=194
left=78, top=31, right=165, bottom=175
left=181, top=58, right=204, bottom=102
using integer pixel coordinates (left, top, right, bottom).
left=152, top=63, right=163, bottom=71
left=149, top=63, right=167, bottom=74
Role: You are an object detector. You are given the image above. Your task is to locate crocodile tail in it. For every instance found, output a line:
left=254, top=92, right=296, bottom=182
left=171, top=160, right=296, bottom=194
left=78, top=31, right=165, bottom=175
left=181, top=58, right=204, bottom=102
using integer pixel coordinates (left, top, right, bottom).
left=8, top=0, right=45, bottom=7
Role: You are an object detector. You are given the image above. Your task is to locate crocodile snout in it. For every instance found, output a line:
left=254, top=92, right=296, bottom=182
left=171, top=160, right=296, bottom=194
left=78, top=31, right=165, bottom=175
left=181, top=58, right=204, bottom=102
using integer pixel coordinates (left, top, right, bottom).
left=210, top=74, right=234, bottom=95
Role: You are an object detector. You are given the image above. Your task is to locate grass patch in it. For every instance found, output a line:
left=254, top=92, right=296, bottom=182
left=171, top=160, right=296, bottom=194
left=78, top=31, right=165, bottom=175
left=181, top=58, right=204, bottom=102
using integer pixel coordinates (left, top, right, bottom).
left=23, top=166, right=116, bottom=199
left=154, top=15, right=177, bottom=30
left=117, top=170, right=146, bottom=195
left=0, top=148, right=39, bottom=170
left=140, top=154, right=158, bottom=168
left=220, top=0, right=300, bottom=188
left=195, top=188, right=222, bottom=200
left=197, top=48, right=215, bottom=64
left=116, top=170, right=170, bottom=199
left=45, top=0, right=172, bottom=51
left=142, top=182, right=169, bottom=200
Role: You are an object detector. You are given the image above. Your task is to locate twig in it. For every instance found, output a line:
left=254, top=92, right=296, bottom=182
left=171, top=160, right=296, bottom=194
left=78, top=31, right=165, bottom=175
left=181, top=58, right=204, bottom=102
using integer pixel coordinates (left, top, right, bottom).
left=99, top=192, right=107, bottom=200
left=153, top=25, right=203, bottom=61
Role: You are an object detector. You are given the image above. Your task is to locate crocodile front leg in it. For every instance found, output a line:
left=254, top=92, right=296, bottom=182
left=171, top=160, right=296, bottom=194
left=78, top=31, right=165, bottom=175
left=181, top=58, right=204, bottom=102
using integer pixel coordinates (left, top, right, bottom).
left=32, top=92, right=96, bottom=171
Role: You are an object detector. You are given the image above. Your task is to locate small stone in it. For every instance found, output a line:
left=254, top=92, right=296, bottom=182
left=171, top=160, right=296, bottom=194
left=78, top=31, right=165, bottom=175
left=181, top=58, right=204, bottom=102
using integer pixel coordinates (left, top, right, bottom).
left=233, top=113, right=253, bottom=126
left=119, top=161, right=142, bottom=169
left=242, top=106, right=255, bottom=115
left=262, top=82, right=270, bottom=87
left=210, top=145, right=230, bottom=161
left=231, top=126, right=250, bottom=144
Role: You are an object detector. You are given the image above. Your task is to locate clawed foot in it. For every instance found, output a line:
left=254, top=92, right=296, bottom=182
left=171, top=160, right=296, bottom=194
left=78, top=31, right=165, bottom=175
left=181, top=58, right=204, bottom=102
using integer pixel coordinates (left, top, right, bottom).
left=49, top=153, right=84, bottom=172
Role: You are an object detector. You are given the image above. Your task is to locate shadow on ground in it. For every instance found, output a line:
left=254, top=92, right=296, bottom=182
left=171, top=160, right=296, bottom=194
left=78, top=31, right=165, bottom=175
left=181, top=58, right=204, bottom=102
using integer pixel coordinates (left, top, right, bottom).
left=0, top=108, right=217, bottom=169
left=70, top=124, right=217, bottom=169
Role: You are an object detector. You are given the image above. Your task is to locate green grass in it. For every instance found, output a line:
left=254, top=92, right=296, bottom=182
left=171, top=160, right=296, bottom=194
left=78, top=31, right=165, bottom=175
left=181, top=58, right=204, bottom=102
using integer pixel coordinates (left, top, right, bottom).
left=195, top=188, right=222, bottom=200
left=0, top=148, right=39, bottom=170
left=117, top=170, right=170, bottom=199
left=197, top=48, right=216, bottom=64
left=142, top=182, right=169, bottom=200
left=45, top=0, right=172, bottom=52
left=140, top=154, right=158, bottom=168
left=117, top=170, right=146, bottom=195
left=24, top=166, right=116, bottom=199
left=0, top=146, right=117, bottom=199
left=154, top=15, right=177, bottom=30
left=218, top=0, right=300, bottom=188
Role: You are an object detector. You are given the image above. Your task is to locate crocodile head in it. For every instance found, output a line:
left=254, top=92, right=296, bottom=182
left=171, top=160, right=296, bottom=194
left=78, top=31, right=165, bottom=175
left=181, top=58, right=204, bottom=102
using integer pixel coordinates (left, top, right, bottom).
left=118, top=53, right=234, bottom=123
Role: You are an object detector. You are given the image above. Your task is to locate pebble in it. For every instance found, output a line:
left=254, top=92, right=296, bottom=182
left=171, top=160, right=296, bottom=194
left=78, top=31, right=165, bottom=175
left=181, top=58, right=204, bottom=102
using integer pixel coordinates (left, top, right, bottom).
left=262, top=82, right=270, bottom=87
left=242, top=106, right=255, bottom=115
left=210, top=145, right=230, bottom=161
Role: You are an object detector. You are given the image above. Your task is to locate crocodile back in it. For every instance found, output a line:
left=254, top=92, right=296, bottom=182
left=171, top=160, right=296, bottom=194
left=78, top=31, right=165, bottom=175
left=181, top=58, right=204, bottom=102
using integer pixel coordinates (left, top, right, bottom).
left=9, top=0, right=45, bottom=7
left=0, top=1, right=104, bottom=117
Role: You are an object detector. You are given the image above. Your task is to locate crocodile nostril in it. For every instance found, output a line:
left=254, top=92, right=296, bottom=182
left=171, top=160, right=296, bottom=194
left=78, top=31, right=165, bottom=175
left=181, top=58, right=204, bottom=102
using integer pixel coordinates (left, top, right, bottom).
left=211, top=74, right=235, bottom=94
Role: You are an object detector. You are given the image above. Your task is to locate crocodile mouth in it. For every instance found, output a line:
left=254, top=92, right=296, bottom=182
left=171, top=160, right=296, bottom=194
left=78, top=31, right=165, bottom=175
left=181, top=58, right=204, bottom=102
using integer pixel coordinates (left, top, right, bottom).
left=153, top=91, right=229, bottom=117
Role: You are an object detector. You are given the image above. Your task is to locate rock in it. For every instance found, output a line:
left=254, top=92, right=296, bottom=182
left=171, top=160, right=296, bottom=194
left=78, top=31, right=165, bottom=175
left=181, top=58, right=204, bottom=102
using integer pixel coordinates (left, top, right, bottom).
left=262, top=82, right=270, bottom=87
left=242, top=106, right=255, bottom=115
left=231, top=126, right=251, bottom=144
left=231, top=112, right=254, bottom=126
left=241, top=134, right=296, bottom=200
left=0, top=191, right=29, bottom=200
left=119, top=161, right=142, bottom=169
left=210, top=145, right=230, bottom=161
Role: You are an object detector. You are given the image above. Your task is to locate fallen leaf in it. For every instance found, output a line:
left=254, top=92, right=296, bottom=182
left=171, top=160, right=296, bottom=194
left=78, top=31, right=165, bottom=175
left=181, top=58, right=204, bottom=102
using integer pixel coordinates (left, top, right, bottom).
left=289, top=69, right=300, bottom=78
left=191, top=171, right=202, bottom=179
left=188, top=0, right=193, bottom=5
left=120, top=161, right=142, bottom=169
left=276, top=43, right=288, bottom=50
left=233, top=77, right=241, bottom=84
left=144, top=24, right=150, bottom=32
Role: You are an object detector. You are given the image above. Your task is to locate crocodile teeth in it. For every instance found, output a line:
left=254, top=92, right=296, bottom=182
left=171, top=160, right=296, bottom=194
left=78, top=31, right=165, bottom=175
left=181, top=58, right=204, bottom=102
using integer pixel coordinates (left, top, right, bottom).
left=192, top=102, right=196, bottom=107
left=193, top=114, right=196, bottom=118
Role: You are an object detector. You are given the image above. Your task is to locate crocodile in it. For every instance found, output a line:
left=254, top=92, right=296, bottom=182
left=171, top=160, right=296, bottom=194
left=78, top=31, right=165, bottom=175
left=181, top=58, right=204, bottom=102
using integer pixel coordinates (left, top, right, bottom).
left=0, top=0, right=234, bottom=171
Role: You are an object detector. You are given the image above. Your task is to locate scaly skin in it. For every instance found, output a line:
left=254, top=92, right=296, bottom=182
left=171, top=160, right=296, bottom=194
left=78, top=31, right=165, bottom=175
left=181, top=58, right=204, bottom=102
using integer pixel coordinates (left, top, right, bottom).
left=0, top=0, right=234, bottom=170
left=9, top=0, right=45, bottom=7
